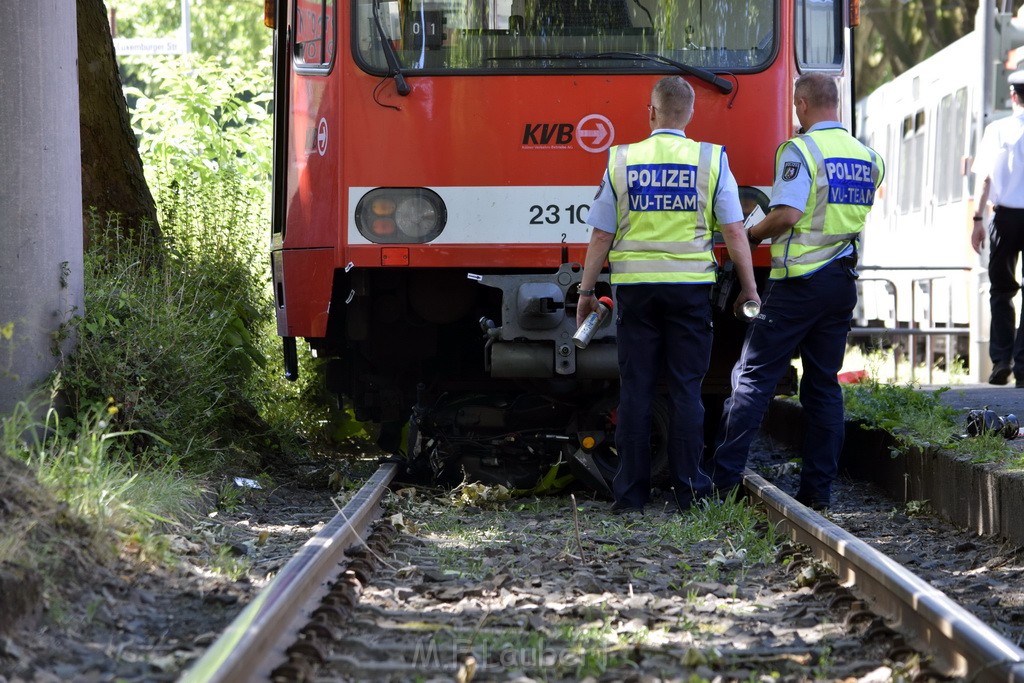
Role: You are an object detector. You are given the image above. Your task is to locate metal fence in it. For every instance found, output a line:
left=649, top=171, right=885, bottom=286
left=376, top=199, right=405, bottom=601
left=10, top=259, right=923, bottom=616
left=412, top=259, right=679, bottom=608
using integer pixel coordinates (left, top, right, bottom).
left=849, top=267, right=972, bottom=384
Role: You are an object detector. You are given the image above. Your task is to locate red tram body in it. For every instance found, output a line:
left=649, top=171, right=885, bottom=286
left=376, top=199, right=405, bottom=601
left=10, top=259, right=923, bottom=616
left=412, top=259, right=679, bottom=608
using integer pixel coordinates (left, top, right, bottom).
left=267, top=0, right=856, bottom=489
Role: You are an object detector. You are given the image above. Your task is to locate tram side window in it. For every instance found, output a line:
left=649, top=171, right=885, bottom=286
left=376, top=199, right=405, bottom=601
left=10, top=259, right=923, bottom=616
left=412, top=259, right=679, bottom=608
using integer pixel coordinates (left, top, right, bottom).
left=295, top=0, right=336, bottom=70
left=795, top=0, right=841, bottom=69
left=897, top=110, right=925, bottom=214
left=933, top=87, right=968, bottom=205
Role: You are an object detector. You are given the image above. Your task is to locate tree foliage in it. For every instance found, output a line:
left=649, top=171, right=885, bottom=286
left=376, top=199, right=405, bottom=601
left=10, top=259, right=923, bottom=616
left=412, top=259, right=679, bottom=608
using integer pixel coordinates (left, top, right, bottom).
left=107, top=1, right=273, bottom=197
left=125, top=57, right=272, bottom=198
left=108, top=0, right=270, bottom=65
left=855, top=0, right=981, bottom=97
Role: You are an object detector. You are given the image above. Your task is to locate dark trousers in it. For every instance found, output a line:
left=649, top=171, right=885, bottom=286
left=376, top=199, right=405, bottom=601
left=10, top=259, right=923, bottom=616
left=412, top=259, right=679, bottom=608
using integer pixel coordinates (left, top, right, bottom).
left=988, top=207, right=1024, bottom=376
left=613, top=283, right=713, bottom=510
left=711, top=259, right=858, bottom=504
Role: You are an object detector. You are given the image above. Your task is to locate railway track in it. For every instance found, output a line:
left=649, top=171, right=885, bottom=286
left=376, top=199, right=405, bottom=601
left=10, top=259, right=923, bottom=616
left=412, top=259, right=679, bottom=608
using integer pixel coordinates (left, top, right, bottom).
left=182, top=461, right=1024, bottom=682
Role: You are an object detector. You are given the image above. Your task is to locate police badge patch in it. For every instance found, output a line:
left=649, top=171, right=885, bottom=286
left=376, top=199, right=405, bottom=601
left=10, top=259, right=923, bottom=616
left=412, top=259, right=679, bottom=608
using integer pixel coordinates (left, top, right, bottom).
left=594, top=178, right=606, bottom=199
left=782, top=161, right=801, bottom=181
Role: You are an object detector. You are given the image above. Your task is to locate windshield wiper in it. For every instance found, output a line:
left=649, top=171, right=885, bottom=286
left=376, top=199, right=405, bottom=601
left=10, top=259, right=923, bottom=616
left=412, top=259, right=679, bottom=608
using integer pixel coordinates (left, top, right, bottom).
left=487, top=51, right=733, bottom=94
left=371, top=0, right=411, bottom=96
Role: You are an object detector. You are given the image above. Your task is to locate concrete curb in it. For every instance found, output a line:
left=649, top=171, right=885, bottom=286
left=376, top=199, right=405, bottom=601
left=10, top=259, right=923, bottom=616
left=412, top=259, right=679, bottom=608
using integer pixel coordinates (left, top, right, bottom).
left=764, top=398, right=1024, bottom=545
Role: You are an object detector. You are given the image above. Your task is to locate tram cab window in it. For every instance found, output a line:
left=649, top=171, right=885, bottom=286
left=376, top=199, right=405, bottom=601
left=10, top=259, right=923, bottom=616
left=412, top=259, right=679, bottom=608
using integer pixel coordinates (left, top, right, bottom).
left=294, top=0, right=336, bottom=70
left=354, top=0, right=775, bottom=73
left=795, top=0, right=841, bottom=69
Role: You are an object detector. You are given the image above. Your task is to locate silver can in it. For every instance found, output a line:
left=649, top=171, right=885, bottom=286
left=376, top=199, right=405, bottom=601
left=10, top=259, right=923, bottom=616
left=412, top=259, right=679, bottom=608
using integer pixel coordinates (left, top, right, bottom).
left=573, top=300, right=612, bottom=349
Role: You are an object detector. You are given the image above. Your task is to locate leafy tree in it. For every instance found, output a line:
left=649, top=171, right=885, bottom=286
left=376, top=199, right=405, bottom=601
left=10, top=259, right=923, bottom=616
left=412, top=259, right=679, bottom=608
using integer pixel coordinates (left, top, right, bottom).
left=77, top=0, right=275, bottom=234
left=125, top=57, right=272, bottom=197
left=854, top=0, right=981, bottom=96
left=106, top=1, right=273, bottom=198
left=108, top=0, right=271, bottom=79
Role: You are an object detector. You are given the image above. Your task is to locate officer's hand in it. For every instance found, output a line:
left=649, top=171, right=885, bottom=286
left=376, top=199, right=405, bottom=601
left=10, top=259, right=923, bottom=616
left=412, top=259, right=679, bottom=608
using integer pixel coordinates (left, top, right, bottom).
left=576, top=295, right=598, bottom=327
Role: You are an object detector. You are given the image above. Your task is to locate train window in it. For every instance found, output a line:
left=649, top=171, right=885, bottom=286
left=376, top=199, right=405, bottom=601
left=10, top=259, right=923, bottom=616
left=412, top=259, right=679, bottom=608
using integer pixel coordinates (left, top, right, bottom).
left=794, top=0, right=841, bottom=69
left=353, top=0, right=775, bottom=73
left=295, top=0, right=336, bottom=71
left=897, top=110, right=925, bottom=215
left=882, top=124, right=893, bottom=219
left=933, top=88, right=968, bottom=205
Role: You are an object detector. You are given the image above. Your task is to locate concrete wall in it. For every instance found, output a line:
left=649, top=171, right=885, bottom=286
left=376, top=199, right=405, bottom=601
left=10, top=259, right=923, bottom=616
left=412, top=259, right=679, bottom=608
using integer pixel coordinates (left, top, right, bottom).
left=0, top=2, right=84, bottom=416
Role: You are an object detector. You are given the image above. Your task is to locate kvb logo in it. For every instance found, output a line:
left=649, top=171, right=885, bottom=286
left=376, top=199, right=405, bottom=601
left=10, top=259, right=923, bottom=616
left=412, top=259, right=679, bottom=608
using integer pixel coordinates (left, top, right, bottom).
left=520, top=114, right=614, bottom=153
left=522, top=123, right=575, bottom=147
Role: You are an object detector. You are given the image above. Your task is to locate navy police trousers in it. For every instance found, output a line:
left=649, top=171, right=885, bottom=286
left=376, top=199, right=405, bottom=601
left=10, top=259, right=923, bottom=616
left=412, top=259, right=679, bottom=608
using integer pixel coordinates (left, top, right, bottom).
left=711, top=259, right=857, bottom=505
left=613, top=283, right=714, bottom=511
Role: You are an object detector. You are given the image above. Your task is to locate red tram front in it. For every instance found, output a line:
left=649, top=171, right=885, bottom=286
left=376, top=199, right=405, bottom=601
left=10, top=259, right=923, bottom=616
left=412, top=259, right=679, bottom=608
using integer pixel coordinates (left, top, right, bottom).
left=266, top=0, right=855, bottom=489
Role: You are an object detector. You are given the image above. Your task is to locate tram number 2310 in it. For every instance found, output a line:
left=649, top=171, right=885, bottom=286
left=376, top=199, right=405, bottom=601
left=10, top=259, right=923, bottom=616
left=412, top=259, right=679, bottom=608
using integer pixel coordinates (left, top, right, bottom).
left=528, top=203, right=590, bottom=226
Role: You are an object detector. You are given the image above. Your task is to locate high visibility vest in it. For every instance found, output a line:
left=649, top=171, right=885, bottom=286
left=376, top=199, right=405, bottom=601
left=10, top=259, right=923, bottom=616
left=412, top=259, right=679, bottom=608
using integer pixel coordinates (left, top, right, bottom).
left=770, top=128, right=884, bottom=279
left=607, top=132, right=721, bottom=285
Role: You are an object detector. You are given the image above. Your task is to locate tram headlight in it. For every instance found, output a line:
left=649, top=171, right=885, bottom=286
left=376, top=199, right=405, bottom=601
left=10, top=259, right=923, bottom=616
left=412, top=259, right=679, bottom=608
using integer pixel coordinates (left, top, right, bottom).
left=356, top=188, right=447, bottom=244
left=395, top=196, right=440, bottom=239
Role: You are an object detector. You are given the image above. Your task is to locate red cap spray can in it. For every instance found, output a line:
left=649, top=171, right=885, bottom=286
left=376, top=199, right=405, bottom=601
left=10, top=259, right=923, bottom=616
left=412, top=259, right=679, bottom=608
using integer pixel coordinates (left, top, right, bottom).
left=573, top=296, right=614, bottom=349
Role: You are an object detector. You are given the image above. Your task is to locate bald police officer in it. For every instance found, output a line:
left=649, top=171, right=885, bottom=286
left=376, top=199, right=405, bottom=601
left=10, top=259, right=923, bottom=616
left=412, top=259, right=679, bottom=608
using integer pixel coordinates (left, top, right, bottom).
left=711, top=72, right=884, bottom=510
left=577, top=76, right=759, bottom=514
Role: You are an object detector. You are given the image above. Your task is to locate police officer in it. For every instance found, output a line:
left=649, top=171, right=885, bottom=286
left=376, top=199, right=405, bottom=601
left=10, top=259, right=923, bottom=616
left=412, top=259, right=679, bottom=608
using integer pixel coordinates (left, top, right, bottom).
left=711, top=72, right=884, bottom=510
left=577, top=76, right=759, bottom=514
left=971, top=69, right=1024, bottom=386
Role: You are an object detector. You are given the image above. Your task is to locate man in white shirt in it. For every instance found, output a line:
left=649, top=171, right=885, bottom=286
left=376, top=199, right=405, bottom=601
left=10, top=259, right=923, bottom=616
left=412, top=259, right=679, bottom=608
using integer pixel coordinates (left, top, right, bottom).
left=972, top=70, right=1024, bottom=386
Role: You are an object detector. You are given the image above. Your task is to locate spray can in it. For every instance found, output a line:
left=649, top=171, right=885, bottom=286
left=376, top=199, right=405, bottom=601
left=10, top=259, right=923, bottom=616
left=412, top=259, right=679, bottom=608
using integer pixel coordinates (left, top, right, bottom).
left=573, top=296, right=614, bottom=349
left=736, top=300, right=760, bottom=321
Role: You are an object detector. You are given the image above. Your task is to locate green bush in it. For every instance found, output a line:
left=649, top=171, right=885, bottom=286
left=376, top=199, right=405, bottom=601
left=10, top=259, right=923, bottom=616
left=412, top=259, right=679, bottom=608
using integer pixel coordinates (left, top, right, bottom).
left=62, top=184, right=269, bottom=468
left=125, top=55, right=272, bottom=198
left=59, top=53, right=348, bottom=468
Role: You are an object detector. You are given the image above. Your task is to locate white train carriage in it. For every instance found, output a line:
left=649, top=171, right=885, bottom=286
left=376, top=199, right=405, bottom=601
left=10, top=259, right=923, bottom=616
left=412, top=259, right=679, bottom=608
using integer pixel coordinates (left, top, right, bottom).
left=853, top=5, right=1024, bottom=380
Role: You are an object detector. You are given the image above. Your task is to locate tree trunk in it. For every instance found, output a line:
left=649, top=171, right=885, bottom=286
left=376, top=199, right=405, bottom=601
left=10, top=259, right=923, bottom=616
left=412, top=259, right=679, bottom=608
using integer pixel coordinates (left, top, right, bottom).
left=77, top=0, right=158, bottom=247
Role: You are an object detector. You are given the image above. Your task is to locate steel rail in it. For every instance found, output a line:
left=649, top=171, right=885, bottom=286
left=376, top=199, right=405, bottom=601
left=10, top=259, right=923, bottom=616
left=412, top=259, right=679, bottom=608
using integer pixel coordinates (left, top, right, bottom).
left=180, top=463, right=397, bottom=683
left=744, top=470, right=1024, bottom=682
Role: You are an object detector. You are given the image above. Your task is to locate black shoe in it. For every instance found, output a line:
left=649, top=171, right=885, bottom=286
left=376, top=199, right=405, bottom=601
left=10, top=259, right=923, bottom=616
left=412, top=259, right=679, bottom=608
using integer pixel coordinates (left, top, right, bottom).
left=989, top=362, right=1012, bottom=385
left=795, top=495, right=830, bottom=511
left=1015, top=377, right=1024, bottom=389
left=610, top=503, right=644, bottom=516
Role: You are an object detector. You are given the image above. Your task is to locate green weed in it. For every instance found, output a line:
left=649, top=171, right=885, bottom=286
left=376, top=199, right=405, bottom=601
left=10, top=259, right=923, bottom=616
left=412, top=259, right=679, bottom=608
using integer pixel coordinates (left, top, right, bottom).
left=843, top=380, right=960, bottom=451
left=843, top=379, right=1021, bottom=468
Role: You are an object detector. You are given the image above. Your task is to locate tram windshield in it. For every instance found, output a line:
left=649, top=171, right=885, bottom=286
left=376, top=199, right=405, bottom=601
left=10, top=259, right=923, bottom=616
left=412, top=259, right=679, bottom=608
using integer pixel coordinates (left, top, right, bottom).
left=354, top=0, right=776, bottom=73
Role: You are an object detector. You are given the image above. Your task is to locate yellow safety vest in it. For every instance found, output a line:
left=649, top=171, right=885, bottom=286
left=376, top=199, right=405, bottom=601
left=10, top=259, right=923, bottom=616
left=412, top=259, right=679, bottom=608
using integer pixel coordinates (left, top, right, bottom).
left=770, top=128, right=884, bottom=279
left=607, top=132, right=722, bottom=285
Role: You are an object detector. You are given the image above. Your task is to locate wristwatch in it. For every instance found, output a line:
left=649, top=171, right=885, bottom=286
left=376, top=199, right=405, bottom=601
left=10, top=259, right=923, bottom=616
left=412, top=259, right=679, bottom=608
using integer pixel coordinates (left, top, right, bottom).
left=578, top=286, right=596, bottom=296
left=973, top=215, right=983, bottom=222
